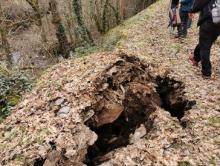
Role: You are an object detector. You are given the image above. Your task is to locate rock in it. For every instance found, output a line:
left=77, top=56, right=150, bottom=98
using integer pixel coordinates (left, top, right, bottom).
left=57, top=106, right=70, bottom=115
left=88, top=131, right=98, bottom=146
left=11, top=51, right=21, bottom=64
left=43, top=151, right=63, bottom=166
left=129, top=124, right=147, bottom=144
left=55, top=98, right=65, bottom=106
left=174, top=83, right=180, bottom=89
left=96, top=104, right=124, bottom=127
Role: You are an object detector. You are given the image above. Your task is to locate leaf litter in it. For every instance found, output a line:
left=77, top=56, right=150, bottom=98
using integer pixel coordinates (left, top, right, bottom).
left=1, top=0, right=220, bottom=165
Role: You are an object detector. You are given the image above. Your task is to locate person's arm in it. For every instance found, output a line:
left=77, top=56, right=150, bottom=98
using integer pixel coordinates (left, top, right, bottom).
left=180, top=0, right=191, bottom=4
left=191, top=0, right=210, bottom=13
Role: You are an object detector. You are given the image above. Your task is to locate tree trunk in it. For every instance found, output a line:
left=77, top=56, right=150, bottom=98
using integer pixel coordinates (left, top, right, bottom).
left=66, top=0, right=76, bottom=47
left=108, top=0, right=121, bottom=25
left=101, top=0, right=109, bottom=33
left=26, top=0, right=47, bottom=42
left=0, top=3, right=12, bottom=68
left=49, top=0, right=70, bottom=58
left=72, top=0, right=94, bottom=46
left=120, top=0, right=125, bottom=20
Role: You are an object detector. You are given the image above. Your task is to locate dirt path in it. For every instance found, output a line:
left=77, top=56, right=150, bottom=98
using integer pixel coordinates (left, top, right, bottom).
left=0, top=0, right=220, bottom=165
left=106, top=0, right=220, bottom=165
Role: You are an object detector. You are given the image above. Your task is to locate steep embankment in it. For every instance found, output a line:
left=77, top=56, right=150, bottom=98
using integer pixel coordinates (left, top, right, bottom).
left=1, top=0, right=220, bottom=165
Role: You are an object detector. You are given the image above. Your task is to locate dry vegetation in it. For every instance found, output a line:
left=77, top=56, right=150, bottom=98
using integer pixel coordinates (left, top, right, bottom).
left=1, top=0, right=220, bottom=165
left=0, top=0, right=154, bottom=77
left=0, top=0, right=157, bottom=147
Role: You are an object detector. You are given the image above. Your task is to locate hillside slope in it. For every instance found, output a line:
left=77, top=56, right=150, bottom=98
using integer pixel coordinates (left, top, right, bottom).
left=1, top=0, right=220, bottom=165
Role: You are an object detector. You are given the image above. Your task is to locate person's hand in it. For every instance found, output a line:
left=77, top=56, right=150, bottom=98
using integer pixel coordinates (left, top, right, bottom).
left=188, top=13, right=194, bottom=19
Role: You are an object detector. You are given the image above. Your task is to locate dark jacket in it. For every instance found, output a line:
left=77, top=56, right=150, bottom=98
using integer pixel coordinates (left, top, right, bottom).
left=180, top=0, right=194, bottom=12
left=172, top=0, right=179, bottom=7
left=191, top=0, right=215, bottom=26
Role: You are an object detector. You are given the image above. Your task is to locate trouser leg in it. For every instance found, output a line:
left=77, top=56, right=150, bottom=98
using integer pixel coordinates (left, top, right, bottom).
left=187, top=18, right=192, bottom=28
left=182, top=13, right=189, bottom=36
left=179, top=11, right=189, bottom=37
left=199, top=22, right=218, bottom=76
left=194, top=44, right=201, bottom=62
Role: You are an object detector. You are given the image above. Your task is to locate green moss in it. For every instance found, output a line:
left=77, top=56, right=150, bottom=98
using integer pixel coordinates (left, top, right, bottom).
left=35, top=136, right=44, bottom=145
left=178, top=161, right=191, bottom=166
left=6, top=95, right=20, bottom=106
left=3, top=129, right=18, bottom=141
left=208, top=117, right=220, bottom=127
left=172, top=43, right=183, bottom=51
left=15, top=154, right=26, bottom=163
left=101, top=30, right=127, bottom=51
left=41, top=128, right=51, bottom=135
left=0, top=72, right=31, bottom=122
left=34, top=128, right=52, bottom=145
left=209, top=158, right=217, bottom=166
left=75, top=46, right=101, bottom=57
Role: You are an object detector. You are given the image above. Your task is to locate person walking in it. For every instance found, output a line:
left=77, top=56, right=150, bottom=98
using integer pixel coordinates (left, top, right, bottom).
left=190, top=0, right=220, bottom=79
left=177, top=0, right=194, bottom=38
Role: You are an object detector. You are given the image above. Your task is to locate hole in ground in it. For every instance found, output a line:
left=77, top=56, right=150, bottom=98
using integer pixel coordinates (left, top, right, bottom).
left=156, top=76, right=196, bottom=120
left=33, top=157, right=46, bottom=166
left=84, top=82, right=157, bottom=165
left=85, top=106, right=154, bottom=166
left=83, top=55, right=195, bottom=166
left=84, top=76, right=196, bottom=165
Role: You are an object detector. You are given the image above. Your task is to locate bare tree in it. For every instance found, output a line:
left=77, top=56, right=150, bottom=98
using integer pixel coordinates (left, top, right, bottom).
left=65, top=0, right=76, bottom=47
left=101, top=0, right=110, bottom=33
left=120, top=0, right=126, bottom=20
left=90, top=0, right=118, bottom=34
left=72, top=0, right=94, bottom=46
left=49, top=0, right=71, bottom=58
left=108, top=0, right=121, bottom=25
left=0, top=3, right=12, bottom=68
left=25, top=0, right=47, bottom=42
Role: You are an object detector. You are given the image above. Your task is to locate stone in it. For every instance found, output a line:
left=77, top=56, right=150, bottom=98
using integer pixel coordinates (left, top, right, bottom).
left=11, top=51, right=21, bottom=64
left=55, top=98, right=65, bottom=106
left=57, top=106, right=70, bottom=115
left=129, top=124, right=147, bottom=144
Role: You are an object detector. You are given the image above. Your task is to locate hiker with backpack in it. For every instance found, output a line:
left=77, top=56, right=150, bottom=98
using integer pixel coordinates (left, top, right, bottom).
left=177, top=0, right=194, bottom=38
left=190, top=0, right=220, bottom=79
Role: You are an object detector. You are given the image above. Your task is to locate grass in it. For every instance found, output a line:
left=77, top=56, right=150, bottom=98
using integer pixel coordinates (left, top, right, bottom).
left=208, top=117, right=220, bottom=127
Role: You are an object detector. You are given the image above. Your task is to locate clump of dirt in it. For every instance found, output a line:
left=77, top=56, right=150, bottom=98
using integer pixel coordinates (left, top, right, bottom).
left=83, top=55, right=195, bottom=165
left=33, top=149, right=69, bottom=166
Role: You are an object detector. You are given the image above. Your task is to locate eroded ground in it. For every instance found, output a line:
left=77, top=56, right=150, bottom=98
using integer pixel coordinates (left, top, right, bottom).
left=1, top=0, right=220, bottom=165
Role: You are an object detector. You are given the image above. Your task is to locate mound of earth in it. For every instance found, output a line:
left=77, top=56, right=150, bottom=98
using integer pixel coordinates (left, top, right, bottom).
left=0, top=53, right=194, bottom=165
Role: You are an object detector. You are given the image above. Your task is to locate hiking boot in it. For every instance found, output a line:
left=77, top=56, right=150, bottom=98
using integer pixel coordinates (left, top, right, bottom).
left=189, top=55, right=198, bottom=67
left=202, top=75, right=211, bottom=80
left=175, top=34, right=181, bottom=38
left=182, top=34, right=187, bottom=38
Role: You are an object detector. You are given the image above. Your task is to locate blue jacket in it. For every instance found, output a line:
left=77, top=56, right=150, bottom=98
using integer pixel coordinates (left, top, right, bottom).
left=180, top=0, right=194, bottom=12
